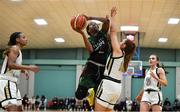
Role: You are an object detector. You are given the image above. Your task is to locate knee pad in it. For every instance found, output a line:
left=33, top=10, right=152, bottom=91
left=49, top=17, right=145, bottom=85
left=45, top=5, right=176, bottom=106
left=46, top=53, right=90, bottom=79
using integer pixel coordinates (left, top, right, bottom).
left=75, top=86, right=88, bottom=100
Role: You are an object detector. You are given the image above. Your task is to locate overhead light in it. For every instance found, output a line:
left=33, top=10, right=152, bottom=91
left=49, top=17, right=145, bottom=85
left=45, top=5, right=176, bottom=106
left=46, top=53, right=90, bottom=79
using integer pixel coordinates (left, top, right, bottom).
left=158, top=37, right=168, bottom=43
left=120, top=25, right=139, bottom=31
left=90, top=20, right=102, bottom=24
left=54, top=38, right=65, bottom=43
left=168, top=18, right=180, bottom=24
left=34, top=19, right=48, bottom=25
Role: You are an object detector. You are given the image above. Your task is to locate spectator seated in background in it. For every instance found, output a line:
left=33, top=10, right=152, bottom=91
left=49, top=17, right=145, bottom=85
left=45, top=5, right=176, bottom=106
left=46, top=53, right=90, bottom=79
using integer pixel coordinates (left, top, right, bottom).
left=64, top=97, right=70, bottom=110
left=47, top=100, right=53, bottom=109
left=83, top=99, right=90, bottom=111
left=69, top=97, right=76, bottom=111
left=52, top=96, right=59, bottom=110
left=114, top=98, right=127, bottom=111
left=59, top=97, right=65, bottom=110
left=39, top=95, right=47, bottom=110
left=75, top=99, right=83, bottom=111
left=35, top=95, right=41, bottom=111
left=22, top=94, right=29, bottom=110
left=163, top=98, right=171, bottom=111
left=131, top=99, right=139, bottom=111
left=29, top=96, right=36, bottom=110
left=173, top=98, right=180, bottom=111
left=126, top=97, right=132, bottom=111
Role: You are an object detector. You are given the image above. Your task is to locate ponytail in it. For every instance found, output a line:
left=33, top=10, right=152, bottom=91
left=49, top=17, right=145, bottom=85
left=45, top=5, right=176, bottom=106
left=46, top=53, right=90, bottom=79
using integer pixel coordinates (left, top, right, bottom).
left=123, top=39, right=136, bottom=72
left=8, top=32, right=21, bottom=46
left=2, top=46, right=10, bottom=58
left=154, top=54, right=168, bottom=74
left=3, top=32, right=21, bottom=58
left=159, top=63, right=169, bottom=74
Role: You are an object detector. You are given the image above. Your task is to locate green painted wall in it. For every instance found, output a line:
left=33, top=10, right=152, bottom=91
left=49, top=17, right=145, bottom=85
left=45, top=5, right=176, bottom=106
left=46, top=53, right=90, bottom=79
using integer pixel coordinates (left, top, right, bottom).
left=34, top=65, right=76, bottom=99
left=161, top=68, right=176, bottom=103
left=140, top=48, right=176, bottom=61
left=131, top=78, right=144, bottom=100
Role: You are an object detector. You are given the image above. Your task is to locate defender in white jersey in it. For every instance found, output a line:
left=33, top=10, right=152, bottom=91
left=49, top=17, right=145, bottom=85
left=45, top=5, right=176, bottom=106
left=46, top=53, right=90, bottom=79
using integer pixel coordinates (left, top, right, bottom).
left=0, top=32, right=39, bottom=111
left=94, top=7, right=136, bottom=111
left=136, top=54, right=167, bottom=112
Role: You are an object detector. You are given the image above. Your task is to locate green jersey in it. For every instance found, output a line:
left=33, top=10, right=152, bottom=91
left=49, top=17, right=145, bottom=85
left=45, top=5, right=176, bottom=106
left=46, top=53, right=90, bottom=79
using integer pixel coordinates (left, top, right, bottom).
left=88, top=30, right=111, bottom=65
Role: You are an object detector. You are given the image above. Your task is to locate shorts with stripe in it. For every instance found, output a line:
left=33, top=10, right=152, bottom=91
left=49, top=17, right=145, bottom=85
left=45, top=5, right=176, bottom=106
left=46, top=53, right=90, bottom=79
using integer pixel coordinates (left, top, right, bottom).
left=141, top=90, right=163, bottom=106
left=0, top=80, right=22, bottom=108
left=96, top=79, right=122, bottom=109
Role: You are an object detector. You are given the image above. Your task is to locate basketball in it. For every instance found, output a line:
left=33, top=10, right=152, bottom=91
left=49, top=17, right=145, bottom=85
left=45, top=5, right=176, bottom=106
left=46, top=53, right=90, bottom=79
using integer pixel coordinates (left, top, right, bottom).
left=70, top=15, right=87, bottom=30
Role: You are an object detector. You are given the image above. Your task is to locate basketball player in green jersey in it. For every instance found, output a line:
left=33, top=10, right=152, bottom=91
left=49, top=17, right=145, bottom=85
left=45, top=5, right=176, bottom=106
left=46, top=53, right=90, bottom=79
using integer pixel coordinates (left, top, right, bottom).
left=73, top=11, right=111, bottom=107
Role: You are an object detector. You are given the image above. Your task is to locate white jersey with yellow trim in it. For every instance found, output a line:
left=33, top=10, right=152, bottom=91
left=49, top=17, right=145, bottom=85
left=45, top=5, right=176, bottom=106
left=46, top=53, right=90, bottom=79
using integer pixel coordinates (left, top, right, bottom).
left=144, top=67, right=161, bottom=91
left=104, top=54, right=124, bottom=80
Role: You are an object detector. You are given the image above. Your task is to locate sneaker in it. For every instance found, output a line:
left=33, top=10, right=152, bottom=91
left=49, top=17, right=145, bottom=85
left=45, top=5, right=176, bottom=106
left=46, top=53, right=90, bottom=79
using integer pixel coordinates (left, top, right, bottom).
left=86, top=88, right=95, bottom=107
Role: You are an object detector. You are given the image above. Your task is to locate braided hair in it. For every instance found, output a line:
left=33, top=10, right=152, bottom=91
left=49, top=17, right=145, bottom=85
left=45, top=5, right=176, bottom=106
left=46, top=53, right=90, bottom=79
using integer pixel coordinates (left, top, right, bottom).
left=3, top=32, right=21, bottom=57
left=8, top=32, right=22, bottom=46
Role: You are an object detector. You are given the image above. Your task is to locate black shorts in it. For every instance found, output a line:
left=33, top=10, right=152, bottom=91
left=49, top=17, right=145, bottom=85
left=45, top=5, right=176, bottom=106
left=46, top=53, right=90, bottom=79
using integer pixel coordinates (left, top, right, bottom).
left=75, top=61, right=105, bottom=100
left=79, top=61, right=105, bottom=90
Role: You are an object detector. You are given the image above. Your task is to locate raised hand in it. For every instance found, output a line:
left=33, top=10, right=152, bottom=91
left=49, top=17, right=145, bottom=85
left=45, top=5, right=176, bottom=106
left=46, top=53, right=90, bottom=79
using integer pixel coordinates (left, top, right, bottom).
left=111, top=7, right=117, bottom=17
left=73, top=28, right=84, bottom=35
left=136, top=95, right=142, bottom=103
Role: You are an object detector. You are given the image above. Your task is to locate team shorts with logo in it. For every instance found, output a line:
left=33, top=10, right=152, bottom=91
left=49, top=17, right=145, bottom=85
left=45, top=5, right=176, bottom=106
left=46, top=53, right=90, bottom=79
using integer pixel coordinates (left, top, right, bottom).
left=141, top=90, right=163, bottom=106
left=96, top=79, right=122, bottom=109
left=0, top=80, right=22, bottom=108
